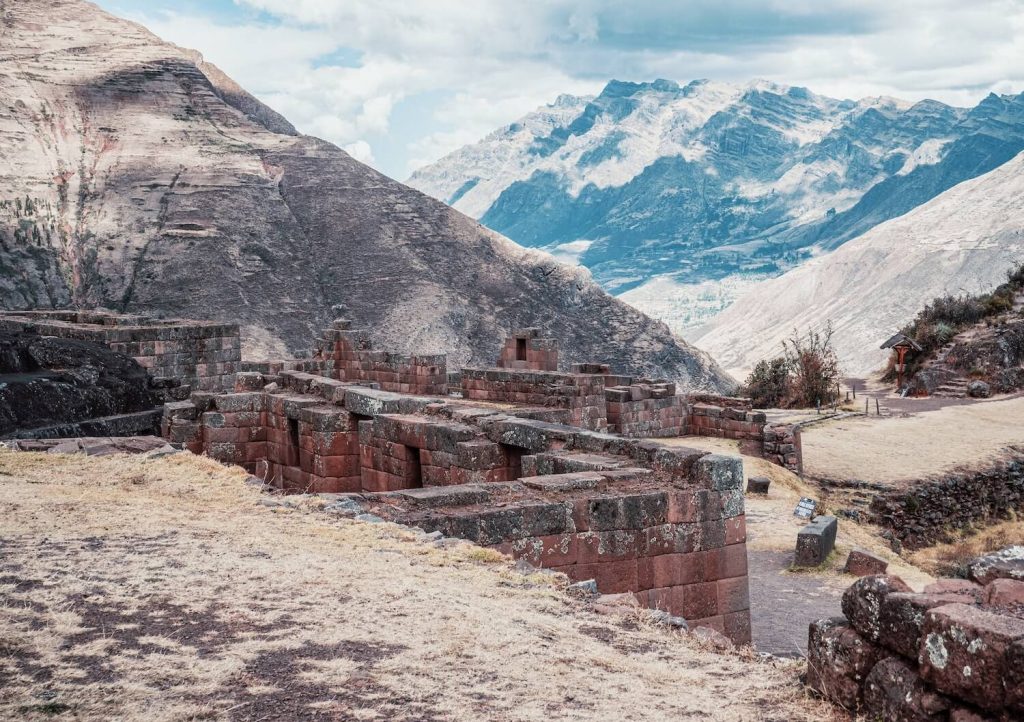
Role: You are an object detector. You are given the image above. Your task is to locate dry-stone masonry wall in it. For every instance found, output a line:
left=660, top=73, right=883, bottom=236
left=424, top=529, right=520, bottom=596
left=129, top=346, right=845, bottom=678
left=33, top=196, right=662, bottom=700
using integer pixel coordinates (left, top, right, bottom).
left=870, top=452, right=1024, bottom=548
left=0, top=310, right=239, bottom=392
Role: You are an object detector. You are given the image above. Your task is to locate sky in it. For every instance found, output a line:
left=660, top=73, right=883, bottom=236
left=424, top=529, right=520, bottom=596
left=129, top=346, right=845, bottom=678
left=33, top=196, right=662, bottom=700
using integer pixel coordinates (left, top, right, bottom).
left=94, top=0, right=1024, bottom=181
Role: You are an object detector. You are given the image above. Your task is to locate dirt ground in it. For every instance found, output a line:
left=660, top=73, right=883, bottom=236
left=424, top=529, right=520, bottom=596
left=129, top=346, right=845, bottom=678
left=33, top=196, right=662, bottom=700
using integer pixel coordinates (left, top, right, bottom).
left=801, top=393, right=1024, bottom=485
left=0, top=450, right=839, bottom=722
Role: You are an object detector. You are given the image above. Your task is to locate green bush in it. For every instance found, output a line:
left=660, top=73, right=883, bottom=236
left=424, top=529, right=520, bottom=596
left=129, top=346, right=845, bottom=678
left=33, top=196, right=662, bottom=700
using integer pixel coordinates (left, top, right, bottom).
left=743, top=358, right=790, bottom=408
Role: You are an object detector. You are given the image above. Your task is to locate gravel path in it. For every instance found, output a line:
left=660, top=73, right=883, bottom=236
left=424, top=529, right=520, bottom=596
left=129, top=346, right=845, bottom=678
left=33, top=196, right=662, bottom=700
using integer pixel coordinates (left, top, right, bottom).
left=747, top=550, right=845, bottom=657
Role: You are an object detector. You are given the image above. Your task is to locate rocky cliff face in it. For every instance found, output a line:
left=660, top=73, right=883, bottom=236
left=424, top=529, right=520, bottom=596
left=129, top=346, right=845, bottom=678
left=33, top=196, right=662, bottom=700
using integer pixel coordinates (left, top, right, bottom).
left=0, top=0, right=733, bottom=390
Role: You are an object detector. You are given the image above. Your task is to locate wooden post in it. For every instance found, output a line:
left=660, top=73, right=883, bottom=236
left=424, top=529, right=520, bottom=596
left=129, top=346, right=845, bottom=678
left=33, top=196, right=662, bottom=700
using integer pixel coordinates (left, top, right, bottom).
left=875, top=398, right=880, bottom=416
left=865, top=398, right=869, bottom=415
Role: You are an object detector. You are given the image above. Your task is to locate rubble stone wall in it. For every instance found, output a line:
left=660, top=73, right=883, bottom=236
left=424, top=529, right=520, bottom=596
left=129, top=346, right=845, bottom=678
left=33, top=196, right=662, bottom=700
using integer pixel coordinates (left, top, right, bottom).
left=685, top=403, right=766, bottom=442
left=762, top=423, right=803, bottom=475
left=0, top=310, right=240, bottom=391
left=870, top=452, right=1024, bottom=549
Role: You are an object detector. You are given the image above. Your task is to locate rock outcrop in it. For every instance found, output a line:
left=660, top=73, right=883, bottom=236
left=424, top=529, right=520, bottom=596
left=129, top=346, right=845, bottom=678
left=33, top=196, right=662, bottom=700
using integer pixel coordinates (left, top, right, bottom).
left=0, top=0, right=733, bottom=391
left=0, top=330, right=161, bottom=437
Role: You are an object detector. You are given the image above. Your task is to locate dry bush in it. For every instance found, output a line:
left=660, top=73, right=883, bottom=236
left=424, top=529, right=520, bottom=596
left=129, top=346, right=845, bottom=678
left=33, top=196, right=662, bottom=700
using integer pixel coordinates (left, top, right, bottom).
left=742, top=324, right=841, bottom=409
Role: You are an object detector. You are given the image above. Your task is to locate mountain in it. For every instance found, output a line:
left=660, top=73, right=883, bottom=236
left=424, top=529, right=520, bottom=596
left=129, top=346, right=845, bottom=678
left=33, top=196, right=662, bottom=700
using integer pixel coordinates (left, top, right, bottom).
left=409, top=79, right=1024, bottom=333
left=0, top=0, right=733, bottom=390
left=691, top=151, right=1024, bottom=378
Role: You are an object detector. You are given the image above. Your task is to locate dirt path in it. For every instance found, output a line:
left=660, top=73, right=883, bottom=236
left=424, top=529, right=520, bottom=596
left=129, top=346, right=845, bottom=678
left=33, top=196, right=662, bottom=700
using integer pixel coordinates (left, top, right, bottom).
left=801, top=393, right=1024, bottom=485
left=659, top=437, right=932, bottom=656
left=0, top=450, right=837, bottom=722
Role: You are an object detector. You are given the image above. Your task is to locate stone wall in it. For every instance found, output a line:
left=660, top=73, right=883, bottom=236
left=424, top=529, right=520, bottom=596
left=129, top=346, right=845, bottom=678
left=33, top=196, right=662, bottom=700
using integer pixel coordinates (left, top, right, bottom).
left=762, top=423, right=803, bottom=475
left=497, top=327, right=558, bottom=371
left=870, top=452, right=1024, bottom=549
left=0, top=310, right=240, bottom=392
left=605, top=381, right=685, bottom=437
left=685, top=403, right=766, bottom=441
left=164, top=367, right=751, bottom=644
left=461, top=367, right=607, bottom=431
left=807, top=569, right=1024, bottom=720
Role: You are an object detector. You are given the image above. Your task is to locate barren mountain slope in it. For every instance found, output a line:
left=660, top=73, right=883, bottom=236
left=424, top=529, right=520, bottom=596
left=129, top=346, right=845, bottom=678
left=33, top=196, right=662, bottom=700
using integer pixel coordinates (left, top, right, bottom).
left=693, top=152, right=1024, bottom=377
left=0, top=0, right=731, bottom=389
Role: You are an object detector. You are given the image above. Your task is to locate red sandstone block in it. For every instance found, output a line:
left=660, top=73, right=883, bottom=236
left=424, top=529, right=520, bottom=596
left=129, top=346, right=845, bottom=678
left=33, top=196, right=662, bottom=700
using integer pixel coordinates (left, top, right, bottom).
left=359, top=468, right=389, bottom=493
left=313, top=455, right=360, bottom=478
left=687, top=614, right=726, bottom=635
left=637, top=552, right=706, bottom=589
left=642, top=523, right=701, bottom=557
left=717, top=577, right=750, bottom=614
left=310, top=431, right=359, bottom=456
left=678, top=582, right=719, bottom=620
left=577, top=530, right=641, bottom=564
left=920, top=603, right=1024, bottom=711
left=707, top=544, right=748, bottom=581
left=243, top=443, right=268, bottom=463
left=204, top=426, right=245, bottom=443
left=724, top=515, right=747, bottom=545
left=723, top=611, right=752, bottom=645
left=639, top=586, right=674, bottom=612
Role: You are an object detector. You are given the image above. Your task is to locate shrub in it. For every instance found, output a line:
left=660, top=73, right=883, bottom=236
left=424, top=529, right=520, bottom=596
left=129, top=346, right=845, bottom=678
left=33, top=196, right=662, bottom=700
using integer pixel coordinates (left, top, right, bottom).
left=743, top=324, right=841, bottom=409
left=743, top=357, right=790, bottom=408
left=783, top=324, right=841, bottom=408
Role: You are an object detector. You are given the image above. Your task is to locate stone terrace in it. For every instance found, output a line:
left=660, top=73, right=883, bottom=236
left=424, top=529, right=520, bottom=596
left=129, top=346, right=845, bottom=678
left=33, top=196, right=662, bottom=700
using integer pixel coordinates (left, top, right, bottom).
left=163, top=365, right=752, bottom=642
left=154, top=319, right=815, bottom=645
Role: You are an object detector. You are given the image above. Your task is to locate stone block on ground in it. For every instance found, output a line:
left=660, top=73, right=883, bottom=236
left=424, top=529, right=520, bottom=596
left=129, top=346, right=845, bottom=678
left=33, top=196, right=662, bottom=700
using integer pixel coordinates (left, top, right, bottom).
left=844, top=549, right=889, bottom=577
left=745, top=476, right=770, bottom=494
left=794, top=515, right=837, bottom=567
left=969, top=546, right=1024, bottom=586
left=919, top=603, right=1024, bottom=712
left=841, top=574, right=913, bottom=643
left=806, top=617, right=889, bottom=710
left=984, top=578, right=1024, bottom=608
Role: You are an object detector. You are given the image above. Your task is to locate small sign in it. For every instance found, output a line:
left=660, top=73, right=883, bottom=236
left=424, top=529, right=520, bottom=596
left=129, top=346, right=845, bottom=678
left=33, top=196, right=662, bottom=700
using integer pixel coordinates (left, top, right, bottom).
left=794, top=497, right=817, bottom=519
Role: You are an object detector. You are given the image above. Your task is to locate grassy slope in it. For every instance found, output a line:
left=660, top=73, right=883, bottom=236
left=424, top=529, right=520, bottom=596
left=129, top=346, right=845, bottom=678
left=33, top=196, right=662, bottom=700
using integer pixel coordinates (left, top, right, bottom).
left=0, top=450, right=835, bottom=722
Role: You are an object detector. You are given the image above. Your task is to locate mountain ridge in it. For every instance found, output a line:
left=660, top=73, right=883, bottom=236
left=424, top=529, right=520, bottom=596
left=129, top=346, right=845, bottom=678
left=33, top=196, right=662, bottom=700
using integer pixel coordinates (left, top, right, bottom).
left=409, top=78, right=1024, bottom=333
left=692, top=151, right=1024, bottom=377
left=0, top=0, right=734, bottom=390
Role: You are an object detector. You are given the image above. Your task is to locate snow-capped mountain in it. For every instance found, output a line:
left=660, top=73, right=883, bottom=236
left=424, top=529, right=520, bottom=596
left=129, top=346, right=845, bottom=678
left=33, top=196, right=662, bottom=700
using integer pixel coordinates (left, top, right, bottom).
left=409, top=79, right=1024, bottom=333
left=692, top=151, right=1024, bottom=378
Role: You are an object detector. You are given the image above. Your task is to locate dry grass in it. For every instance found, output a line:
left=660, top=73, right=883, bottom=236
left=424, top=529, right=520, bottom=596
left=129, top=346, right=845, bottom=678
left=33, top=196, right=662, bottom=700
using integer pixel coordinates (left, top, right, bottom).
left=802, top=395, right=1024, bottom=484
left=906, top=517, right=1024, bottom=578
left=0, top=449, right=840, bottom=722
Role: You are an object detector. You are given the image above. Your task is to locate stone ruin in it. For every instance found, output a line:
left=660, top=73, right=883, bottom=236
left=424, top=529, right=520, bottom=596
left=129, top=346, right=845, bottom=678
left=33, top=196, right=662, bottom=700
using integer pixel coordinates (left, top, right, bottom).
left=151, top=319, right=814, bottom=644
left=807, top=549, right=1024, bottom=721
left=2, top=311, right=807, bottom=645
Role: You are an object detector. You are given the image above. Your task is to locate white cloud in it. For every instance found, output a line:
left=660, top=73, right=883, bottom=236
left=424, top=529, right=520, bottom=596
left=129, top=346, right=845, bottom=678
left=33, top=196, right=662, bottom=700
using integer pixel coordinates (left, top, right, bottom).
left=342, top=140, right=375, bottom=164
left=110, top=0, right=1024, bottom=180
